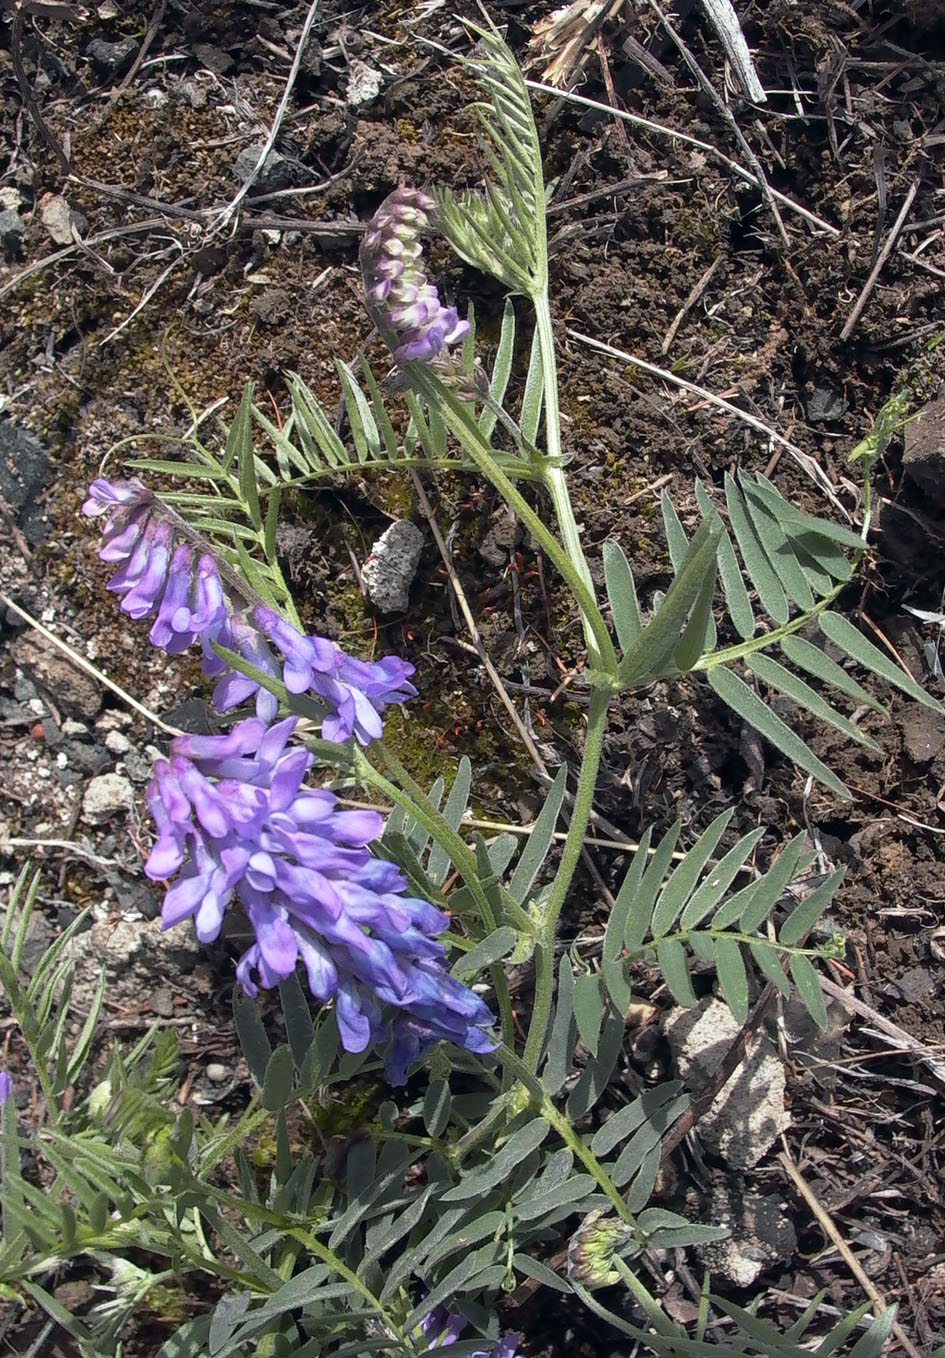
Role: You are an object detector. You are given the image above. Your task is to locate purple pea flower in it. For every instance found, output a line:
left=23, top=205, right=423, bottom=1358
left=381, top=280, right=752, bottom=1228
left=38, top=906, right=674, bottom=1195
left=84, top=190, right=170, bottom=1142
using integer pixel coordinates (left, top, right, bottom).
left=84, top=478, right=417, bottom=744
left=83, top=479, right=230, bottom=654
left=145, top=716, right=495, bottom=1080
left=0, top=1070, right=12, bottom=1105
left=361, top=188, right=470, bottom=365
left=410, top=1305, right=523, bottom=1358
left=250, top=606, right=418, bottom=746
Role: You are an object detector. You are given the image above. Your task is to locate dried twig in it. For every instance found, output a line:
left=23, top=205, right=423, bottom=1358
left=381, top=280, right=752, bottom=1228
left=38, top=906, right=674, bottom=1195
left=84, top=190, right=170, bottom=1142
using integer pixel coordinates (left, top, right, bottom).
left=567, top=328, right=847, bottom=512
left=778, top=1149, right=924, bottom=1358
left=661, top=253, right=724, bottom=354
left=648, top=0, right=788, bottom=247
left=698, top=0, right=766, bottom=103
left=524, top=77, right=840, bottom=237
left=840, top=178, right=921, bottom=341
left=209, top=0, right=323, bottom=234
left=0, top=591, right=181, bottom=737
left=10, top=3, right=70, bottom=177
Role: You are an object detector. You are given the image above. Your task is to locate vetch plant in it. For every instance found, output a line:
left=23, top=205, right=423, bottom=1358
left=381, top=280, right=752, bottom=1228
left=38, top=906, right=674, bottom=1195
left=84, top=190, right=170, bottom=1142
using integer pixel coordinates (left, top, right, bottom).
left=1, top=18, right=939, bottom=1358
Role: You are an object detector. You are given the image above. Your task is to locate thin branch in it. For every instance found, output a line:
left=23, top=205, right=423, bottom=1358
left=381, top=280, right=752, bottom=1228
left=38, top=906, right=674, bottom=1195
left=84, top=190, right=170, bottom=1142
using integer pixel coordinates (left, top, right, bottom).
left=567, top=328, right=847, bottom=513
left=840, top=178, right=921, bottom=341
left=208, top=0, right=323, bottom=234
left=0, top=591, right=182, bottom=737
left=524, top=77, right=840, bottom=237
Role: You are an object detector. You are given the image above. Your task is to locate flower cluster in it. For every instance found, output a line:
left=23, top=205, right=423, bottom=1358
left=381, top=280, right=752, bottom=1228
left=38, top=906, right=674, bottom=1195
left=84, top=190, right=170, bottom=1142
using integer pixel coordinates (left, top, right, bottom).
left=412, top=1306, right=522, bottom=1358
left=82, top=478, right=416, bottom=744
left=0, top=1069, right=12, bottom=1105
left=360, top=188, right=470, bottom=364
left=145, top=715, right=495, bottom=1082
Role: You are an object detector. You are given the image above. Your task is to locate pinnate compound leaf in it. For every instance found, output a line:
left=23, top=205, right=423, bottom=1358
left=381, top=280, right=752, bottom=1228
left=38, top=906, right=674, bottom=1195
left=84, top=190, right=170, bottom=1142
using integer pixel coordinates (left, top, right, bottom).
left=625, top=822, right=680, bottom=950
left=780, top=633, right=883, bottom=713
left=619, top=518, right=722, bottom=686
left=819, top=610, right=944, bottom=712
left=441, top=1119, right=550, bottom=1201
left=724, top=471, right=788, bottom=625
left=590, top=1081, right=687, bottom=1157
left=741, top=479, right=815, bottom=611
left=638, top=1207, right=728, bottom=1250
left=261, top=1044, right=294, bottom=1112
left=713, top=937, right=749, bottom=1024
left=695, top=479, right=754, bottom=638
left=233, top=993, right=271, bottom=1087
left=777, top=870, right=844, bottom=946
left=749, top=941, right=792, bottom=996
left=572, top=971, right=604, bottom=1057
left=451, top=926, right=518, bottom=982
left=679, top=827, right=765, bottom=930
left=746, top=653, right=881, bottom=751
left=423, top=1079, right=452, bottom=1138
left=542, top=955, right=576, bottom=1094
left=707, top=666, right=849, bottom=798
left=508, top=763, right=567, bottom=905
left=567, top=1006, right=625, bottom=1119
left=427, top=757, right=472, bottom=886
left=656, top=938, right=696, bottom=1007
left=651, top=809, right=733, bottom=937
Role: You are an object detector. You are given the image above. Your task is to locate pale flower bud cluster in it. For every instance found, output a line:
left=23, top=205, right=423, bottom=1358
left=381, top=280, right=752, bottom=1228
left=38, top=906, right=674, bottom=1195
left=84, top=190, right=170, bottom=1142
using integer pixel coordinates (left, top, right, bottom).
left=360, top=187, right=470, bottom=364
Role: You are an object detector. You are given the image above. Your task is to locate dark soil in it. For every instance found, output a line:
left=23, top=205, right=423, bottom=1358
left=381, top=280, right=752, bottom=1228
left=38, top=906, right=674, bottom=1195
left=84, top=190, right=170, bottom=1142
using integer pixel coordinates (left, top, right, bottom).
left=2, top=0, right=945, bottom=1354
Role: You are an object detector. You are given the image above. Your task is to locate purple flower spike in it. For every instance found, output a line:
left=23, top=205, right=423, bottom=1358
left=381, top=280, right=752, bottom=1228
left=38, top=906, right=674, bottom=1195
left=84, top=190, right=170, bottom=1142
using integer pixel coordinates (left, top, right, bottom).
left=0, top=1070, right=12, bottom=1105
left=146, top=716, right=495, bottom=1079
left=84, top=478, right=229, bottom=658
left=252, top=607, right=418, bottom=746
left=361, top=188, right=470, bottom=366
left=86, top=477, right=416, bottom=745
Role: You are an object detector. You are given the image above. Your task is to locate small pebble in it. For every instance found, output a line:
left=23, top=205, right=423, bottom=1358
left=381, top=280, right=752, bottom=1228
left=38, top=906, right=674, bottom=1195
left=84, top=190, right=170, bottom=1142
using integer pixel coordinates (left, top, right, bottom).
left=149, top=988, right=175, bottom=1019
left=362, top=520, right=424, bottom=614
left=206, top=1062, right=228, bottom=1083
left=104, top=729, right=132, bottom=755
left=81, top=772, right=134, bottom=823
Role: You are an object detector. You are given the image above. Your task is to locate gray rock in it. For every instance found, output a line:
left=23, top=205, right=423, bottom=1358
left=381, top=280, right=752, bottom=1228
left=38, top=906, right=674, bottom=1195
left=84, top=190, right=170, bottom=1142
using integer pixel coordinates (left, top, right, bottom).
left=698, top=1181, right=797, bottom=1287
left=104, top=729, right=132, bottom=756
left=362, top=520, right=424, bottom=614
left=87, top=37, right=139, bottom=77
left=346, top=59, right=383, bottom=107
left=0, top=209, right=25, bottom=257
left=149, top=987, right=175, bottom=1018
left=233, top=144, right=294, bottom=194
left=807, top=385, right=847, bottom=423
left=12, top=634, right=101, bottom=718
left=664, top=997, right=790, bottom=1168
left=40, top=193, right=86, bottom=245
left=81, top=773, right=134, bottom=823
left=903, top=392, right=945, bottom=509
left=0, top=421, right=50, bottom=544
left=62, top=740, right=111, bottom=776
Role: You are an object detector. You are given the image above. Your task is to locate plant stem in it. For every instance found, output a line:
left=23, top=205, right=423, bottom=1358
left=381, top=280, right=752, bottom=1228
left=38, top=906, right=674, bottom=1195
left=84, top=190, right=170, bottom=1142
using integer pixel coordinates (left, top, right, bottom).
left=522, top=685, right=611, bottom=1072
left=407, top=369, right=619, bottom=678
left=533, top=294, right=607, bottom=673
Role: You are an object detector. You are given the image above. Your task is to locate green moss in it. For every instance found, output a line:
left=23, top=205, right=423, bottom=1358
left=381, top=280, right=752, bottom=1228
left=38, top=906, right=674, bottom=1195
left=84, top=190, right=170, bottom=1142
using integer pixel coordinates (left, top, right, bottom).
left=395, top=117, right=419, bottom=145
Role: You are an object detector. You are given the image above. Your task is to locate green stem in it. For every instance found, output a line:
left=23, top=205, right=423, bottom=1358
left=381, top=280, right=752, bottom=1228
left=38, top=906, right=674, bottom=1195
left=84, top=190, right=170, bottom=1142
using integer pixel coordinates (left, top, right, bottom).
left=533, top=294, right=607, bottom=673
left=408, top=369, right=619, bottom=678
left=522, top=684, right=611, bottom=1071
